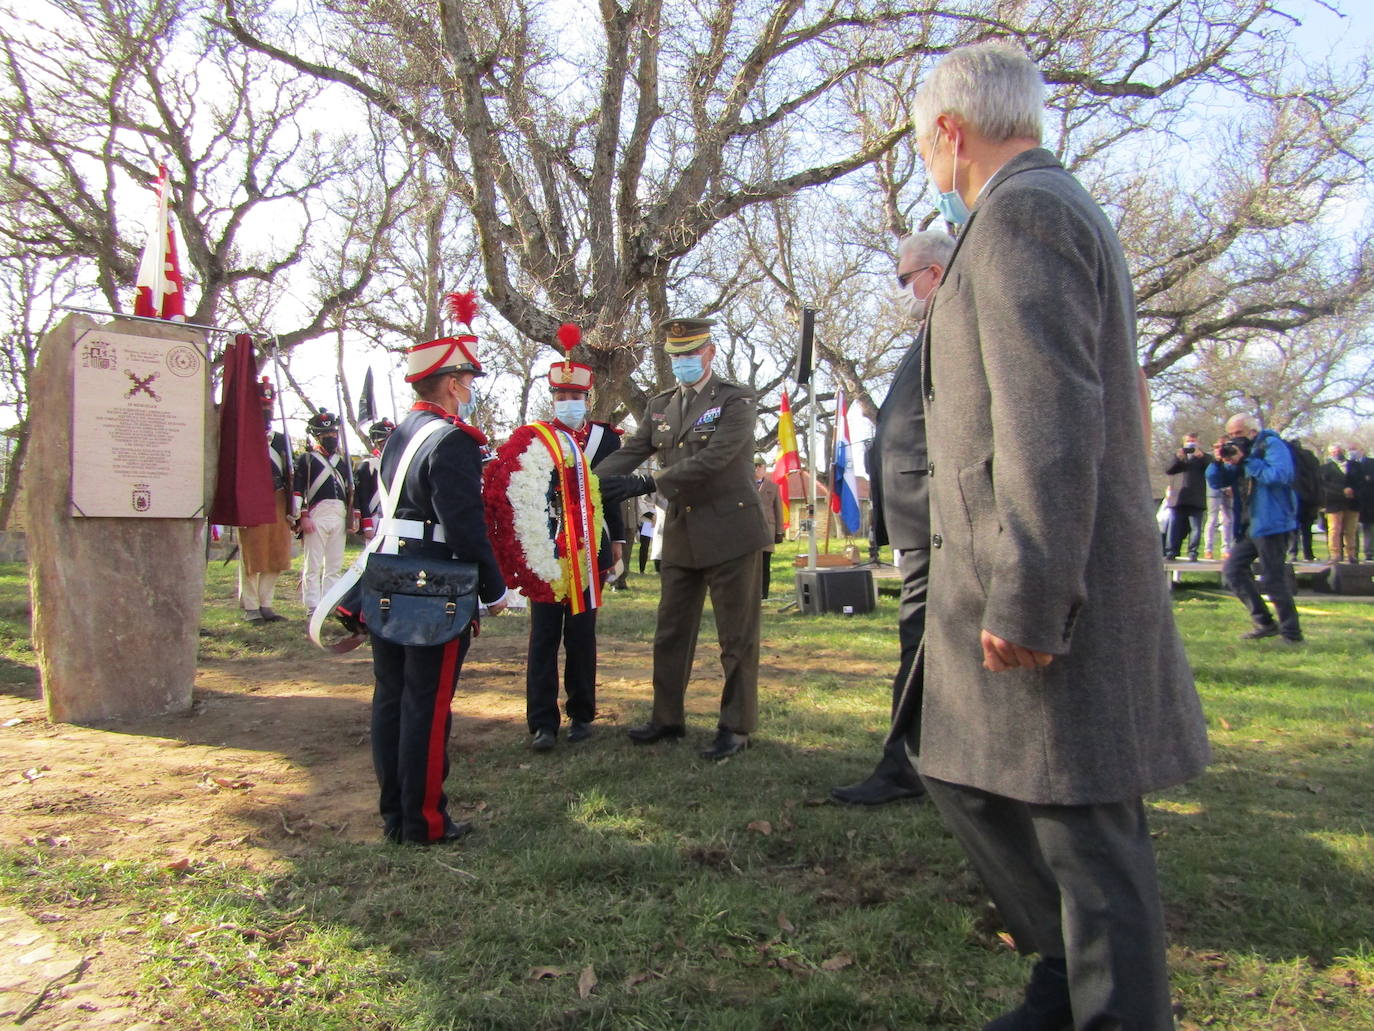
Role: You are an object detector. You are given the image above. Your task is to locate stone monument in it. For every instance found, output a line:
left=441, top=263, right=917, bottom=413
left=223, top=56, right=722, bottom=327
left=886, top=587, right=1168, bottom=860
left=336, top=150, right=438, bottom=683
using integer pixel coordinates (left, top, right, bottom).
left=27, top=313, right=217, bottom=723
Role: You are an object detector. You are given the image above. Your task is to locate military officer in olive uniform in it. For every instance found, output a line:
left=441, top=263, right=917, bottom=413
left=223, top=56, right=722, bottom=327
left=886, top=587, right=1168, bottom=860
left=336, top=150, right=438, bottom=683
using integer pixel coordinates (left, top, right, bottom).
left=596, top=317, right=770, bottom=760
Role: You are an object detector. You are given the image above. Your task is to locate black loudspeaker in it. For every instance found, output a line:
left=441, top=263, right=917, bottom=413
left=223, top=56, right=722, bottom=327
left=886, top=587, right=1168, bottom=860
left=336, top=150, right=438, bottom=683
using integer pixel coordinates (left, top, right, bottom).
left=795, top=568, right=876, bottom=615
left=794, top=308, right=814, bottom=387
left=1326, top=562, right=1374, bottom=595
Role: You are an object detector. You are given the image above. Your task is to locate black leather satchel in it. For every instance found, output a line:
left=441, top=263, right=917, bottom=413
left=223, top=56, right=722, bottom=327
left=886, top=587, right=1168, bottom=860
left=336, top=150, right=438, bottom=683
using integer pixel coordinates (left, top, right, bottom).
left=360, top=553, right=479, bottom=647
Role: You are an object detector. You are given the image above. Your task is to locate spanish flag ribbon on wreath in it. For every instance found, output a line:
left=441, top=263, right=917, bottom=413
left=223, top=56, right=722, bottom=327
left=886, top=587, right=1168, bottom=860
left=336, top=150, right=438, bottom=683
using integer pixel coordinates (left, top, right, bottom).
left=483, top=421, right=605, bottom=613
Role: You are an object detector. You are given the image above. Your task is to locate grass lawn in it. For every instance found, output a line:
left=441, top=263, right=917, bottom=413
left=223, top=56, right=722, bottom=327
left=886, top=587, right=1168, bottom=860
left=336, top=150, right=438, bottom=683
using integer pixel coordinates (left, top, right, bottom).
left=0, top=547, right=1371, bottom=1029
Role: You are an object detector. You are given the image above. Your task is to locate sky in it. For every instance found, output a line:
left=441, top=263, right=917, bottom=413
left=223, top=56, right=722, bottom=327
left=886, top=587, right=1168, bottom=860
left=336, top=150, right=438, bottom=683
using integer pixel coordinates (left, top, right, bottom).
left=132, top=0, right=1374, bottom=466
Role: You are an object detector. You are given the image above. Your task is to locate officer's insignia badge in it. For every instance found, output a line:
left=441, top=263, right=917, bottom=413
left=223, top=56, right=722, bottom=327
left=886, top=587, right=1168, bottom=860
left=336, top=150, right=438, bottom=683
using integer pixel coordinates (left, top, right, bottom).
left=666, top=322, right=687, bottom=338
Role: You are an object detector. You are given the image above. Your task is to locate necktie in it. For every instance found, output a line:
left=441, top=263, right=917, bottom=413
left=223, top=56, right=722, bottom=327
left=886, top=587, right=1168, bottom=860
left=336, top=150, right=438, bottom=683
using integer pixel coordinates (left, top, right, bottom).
left=679, top=387, right=693, bottom=427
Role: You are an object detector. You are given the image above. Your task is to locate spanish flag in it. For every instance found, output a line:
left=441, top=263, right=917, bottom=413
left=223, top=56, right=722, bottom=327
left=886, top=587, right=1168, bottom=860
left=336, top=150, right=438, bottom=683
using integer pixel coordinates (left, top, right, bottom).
left=771, top=390, right=801, bottom=528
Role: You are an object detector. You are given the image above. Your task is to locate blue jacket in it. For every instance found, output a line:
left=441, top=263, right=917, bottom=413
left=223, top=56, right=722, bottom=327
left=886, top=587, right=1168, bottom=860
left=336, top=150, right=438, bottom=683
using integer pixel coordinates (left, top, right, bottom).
left=1205, top=428, right=1296, bottom=538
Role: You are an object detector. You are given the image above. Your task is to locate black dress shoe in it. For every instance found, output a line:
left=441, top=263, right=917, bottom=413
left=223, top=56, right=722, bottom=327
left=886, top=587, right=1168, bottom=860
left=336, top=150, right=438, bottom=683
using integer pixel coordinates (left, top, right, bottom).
left=532, top=729, right=557, bottom=752
left=567, top=720, right=592, bottom=743
left=259, top=608, right=286, bottom=623
left=983, top=957, right=1072, bottom=1031
left=700, top=729, right=748, bottom=760
left=627, top=722, right=686, bottom=744
left=830, top=771, right=927, bottom=806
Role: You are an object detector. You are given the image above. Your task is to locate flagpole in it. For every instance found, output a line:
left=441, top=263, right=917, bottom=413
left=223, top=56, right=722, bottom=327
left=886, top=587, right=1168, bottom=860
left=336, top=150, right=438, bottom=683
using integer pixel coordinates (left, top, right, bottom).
left=806, top=375, right=818, bottom=572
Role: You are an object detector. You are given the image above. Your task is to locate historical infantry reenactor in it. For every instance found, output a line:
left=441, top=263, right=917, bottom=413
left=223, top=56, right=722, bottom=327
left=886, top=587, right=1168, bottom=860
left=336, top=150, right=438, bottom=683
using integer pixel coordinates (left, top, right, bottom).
left=485, top=327, right=625, bottom=752
left=237, top=376, right=293, bottom=623
left=370, top=292, right=510, bottom=844
left=292, top=409, right=352, bottom=613
left=354, top=418, right=396, bottom=541
left=596, top=316, right=770, bottom=760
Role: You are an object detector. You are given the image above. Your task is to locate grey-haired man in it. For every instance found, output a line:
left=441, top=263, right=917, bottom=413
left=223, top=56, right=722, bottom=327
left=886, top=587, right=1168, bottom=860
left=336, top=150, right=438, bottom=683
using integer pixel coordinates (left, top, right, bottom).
left=912, top=42, right=1209, bottom=1030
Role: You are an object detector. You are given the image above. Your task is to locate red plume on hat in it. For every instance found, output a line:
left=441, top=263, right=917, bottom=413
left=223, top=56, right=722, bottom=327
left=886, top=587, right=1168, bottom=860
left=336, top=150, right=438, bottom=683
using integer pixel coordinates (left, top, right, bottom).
left=555, top=322, right=581, bottom=355
left=447, top=290, right=479, bottom=330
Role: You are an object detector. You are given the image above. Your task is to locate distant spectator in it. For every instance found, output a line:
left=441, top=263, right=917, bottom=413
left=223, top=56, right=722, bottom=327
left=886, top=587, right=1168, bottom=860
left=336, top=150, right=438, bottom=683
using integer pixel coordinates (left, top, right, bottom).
left=1320, top=444, right=1359, bottom=563
left=1163, top=432, right=1208, bottom=560
left=1287, top=439, right=1321, bottom=562
left=637, top=509, right=656, bottom=574
left=1203, top=481, right=1233, bottom=560
left=1352, top=445, right=1374, bottom=562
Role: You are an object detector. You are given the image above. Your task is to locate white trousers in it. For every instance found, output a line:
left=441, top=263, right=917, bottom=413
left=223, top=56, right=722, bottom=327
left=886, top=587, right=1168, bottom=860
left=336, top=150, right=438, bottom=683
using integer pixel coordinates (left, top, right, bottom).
left=300, top=499, right=347, bottom=609
left=238, top=567, right=280, bottom=611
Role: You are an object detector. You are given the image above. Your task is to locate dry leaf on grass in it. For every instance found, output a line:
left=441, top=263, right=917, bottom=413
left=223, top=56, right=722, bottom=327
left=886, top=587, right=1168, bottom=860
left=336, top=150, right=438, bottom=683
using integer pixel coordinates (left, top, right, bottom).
left=165, top=857, right=192, bottom=872
left=578, top=965, right=597, bottom=999
left=821, top=952, right=854, bottom=972
left=747, top=820, right=772, bottom=835
left=776, top=912, right=795, bottom=934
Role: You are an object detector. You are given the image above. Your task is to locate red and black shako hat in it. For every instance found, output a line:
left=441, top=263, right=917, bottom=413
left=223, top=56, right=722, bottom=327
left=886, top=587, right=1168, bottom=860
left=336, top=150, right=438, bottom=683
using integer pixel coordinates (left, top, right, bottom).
left=405, top=291, right=487, bottom=383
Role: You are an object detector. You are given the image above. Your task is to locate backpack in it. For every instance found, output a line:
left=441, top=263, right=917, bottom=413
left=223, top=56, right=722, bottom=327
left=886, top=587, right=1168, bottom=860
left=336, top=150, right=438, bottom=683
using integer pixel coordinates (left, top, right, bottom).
left=1285, top=439, right=1322, bottom=508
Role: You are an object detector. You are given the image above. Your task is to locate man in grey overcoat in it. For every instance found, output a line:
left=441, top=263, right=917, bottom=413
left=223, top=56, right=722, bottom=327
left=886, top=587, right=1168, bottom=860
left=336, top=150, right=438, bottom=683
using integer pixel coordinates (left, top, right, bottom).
left=912, top=43, right=1210, bottom=1030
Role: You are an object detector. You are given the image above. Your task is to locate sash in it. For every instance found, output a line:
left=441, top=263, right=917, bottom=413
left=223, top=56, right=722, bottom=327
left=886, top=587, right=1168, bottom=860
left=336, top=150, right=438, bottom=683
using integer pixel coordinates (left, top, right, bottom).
left=529, top=422, right=602, bottom=615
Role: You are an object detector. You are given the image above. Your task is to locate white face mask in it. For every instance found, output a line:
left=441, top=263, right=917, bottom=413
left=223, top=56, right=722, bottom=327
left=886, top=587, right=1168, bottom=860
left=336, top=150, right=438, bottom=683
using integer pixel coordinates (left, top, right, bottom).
left=900, top=285, right=924, bottom=321
left=554, top=398, right=587, bottom=429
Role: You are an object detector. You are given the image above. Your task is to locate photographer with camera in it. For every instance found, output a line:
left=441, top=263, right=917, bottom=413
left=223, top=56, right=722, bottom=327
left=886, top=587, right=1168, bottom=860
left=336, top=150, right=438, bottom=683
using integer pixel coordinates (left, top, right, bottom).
left=1163, top=432, right=1208, bottom=560
left=1207, top=414, right=1302, bottom=643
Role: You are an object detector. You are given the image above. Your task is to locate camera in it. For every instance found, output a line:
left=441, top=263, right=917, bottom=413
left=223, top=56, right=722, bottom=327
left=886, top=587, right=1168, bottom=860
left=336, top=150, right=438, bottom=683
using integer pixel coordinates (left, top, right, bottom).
left=1219, top=436, right=1251, bottom=460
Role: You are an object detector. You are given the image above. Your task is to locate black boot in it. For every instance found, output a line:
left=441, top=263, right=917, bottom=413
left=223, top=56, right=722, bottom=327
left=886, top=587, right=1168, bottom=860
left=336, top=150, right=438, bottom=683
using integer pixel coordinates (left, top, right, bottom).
left=983, top=957, right=1072, bottom=1031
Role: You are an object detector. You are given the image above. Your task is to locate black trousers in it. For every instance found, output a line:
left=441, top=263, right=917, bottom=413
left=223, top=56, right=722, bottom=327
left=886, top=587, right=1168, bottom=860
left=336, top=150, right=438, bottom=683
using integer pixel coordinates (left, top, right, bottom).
left=371, top=630, right=471, bottom=843
left=877, top=547, right=929, bottom=776
left=922, top=777, right=1174, bottom=1030
left=1164, top=504, right=1204, bottom=558
left=759, top=550, right=773, bottom=598
left=1224, top=531, right=1301, bottom=638
left=526, top=597, right=598, bottom=734
left=638, top=535, right=651, bottom=573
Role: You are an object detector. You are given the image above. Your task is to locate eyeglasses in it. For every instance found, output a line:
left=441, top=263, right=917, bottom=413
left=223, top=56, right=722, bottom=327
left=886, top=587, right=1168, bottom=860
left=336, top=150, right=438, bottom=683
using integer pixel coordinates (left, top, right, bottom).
left=897, top=265, right=935, bottom=289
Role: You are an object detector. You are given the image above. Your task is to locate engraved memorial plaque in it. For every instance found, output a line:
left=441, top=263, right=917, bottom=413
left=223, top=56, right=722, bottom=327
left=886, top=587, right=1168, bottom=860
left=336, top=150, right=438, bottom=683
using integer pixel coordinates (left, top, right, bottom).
left=70, top=328, right=207, bottom=518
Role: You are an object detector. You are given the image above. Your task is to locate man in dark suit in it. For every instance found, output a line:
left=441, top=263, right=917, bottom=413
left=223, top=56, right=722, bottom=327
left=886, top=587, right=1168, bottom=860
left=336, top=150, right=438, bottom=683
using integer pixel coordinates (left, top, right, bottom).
left=754, top=459, right=785, bottom=598
left=913, top=43, right=1210, bottom=1029
left=595, top=317, right=771, bottom=760
left=831, top=228, right=953, bottom=807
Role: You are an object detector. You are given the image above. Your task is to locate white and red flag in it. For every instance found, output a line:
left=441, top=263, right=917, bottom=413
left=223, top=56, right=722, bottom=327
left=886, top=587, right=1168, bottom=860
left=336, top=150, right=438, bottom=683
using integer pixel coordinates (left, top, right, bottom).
left=132, top=163, right=187, bottom=321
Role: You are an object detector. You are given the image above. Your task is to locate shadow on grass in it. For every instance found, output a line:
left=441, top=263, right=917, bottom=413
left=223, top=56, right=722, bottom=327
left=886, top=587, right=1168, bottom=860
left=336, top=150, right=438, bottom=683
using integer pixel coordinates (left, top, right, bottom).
left=1153, top=741, right=1374, bottom=965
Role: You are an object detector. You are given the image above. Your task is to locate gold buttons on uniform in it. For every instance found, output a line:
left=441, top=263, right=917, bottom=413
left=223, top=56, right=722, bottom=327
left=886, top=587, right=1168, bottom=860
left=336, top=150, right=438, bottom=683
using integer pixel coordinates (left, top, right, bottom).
left=686, top=505, right=693, bottom=512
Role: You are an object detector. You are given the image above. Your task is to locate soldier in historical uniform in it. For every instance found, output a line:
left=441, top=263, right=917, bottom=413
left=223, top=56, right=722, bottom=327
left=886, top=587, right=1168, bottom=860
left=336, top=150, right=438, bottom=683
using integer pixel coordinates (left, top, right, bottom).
left=596, top=316, right=770, bottom=760
left=292, top=409, right=352, bottom=613
left=237, top=376, right=293, bottom=623
left=488, top=345, right=626, bottom=751
left=354, top=418, right=396, bottom=540
left=370, top=314, right=509, bottom=844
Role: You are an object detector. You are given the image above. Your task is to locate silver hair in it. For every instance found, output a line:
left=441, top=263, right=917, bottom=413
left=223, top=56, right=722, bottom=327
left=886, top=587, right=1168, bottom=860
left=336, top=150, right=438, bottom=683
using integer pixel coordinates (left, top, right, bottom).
left=898, top=230, right=956, bottom=269
left=911, top=42, right=1044, bottom=144
left=1227, top=414, right=1261, bottom=433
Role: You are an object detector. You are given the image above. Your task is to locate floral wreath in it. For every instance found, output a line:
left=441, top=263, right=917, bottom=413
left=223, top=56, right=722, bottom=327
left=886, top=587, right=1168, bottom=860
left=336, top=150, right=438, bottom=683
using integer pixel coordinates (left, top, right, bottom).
left=483, top=423, right=604, bottom=607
